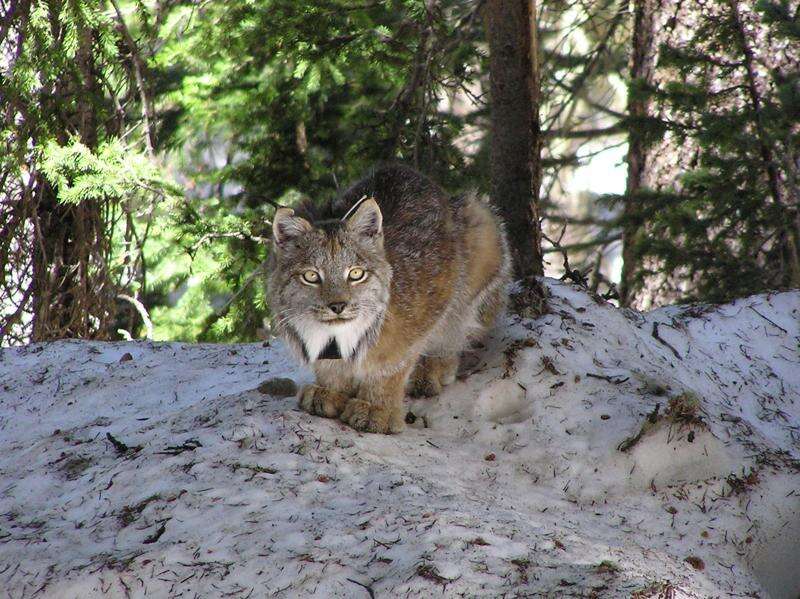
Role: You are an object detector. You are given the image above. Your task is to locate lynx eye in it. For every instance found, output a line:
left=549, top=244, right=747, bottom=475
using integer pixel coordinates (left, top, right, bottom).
left=300, top=270, right=321, bottom=285
left=347, top=267, right=366, bottom=282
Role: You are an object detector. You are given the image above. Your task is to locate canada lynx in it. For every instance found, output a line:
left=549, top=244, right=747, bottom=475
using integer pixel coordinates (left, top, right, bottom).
left=268, top=165, right=510, bottom=433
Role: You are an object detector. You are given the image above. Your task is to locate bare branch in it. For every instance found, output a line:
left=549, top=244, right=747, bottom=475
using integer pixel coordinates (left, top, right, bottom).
left=117, top=293, right=154, bottom=339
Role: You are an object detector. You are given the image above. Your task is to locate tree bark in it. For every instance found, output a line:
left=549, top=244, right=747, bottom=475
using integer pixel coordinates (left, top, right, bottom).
left=726, top=0, right=800, bottom=288
left=486, top=0, right=545, bottom=297
left=31, top=15, right=113, bottom=341
left=619, top=0, right=661, bottom=306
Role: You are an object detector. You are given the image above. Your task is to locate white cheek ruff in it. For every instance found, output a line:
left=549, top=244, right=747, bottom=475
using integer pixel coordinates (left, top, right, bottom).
left=287, top=313, right=382, bottom=363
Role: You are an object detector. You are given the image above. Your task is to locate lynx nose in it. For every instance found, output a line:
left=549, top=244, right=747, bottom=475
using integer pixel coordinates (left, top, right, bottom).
left=328, top=302, right=347, bottom=315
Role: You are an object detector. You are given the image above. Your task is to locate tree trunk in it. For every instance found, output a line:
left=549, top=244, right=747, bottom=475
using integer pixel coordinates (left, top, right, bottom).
left=486, top=0, right=546, bottom=313
left=31, top=17, right=114, bottom=341
left=619, top=0, right=661, bottom=306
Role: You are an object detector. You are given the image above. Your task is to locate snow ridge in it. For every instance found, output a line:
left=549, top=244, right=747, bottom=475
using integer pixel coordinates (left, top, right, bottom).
left=0, top=280, right=798, bottom=598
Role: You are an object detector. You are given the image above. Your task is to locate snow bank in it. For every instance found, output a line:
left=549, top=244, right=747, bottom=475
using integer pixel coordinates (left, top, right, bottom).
left=1, top=280, right=798, bottom=598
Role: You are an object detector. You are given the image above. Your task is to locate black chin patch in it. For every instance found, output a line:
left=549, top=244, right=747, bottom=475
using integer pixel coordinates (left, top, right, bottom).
left=318, top=337, right=342, bottom=360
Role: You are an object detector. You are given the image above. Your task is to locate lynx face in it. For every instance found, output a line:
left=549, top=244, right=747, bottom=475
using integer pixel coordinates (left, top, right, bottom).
left=267, top=199, right=392, bottom=363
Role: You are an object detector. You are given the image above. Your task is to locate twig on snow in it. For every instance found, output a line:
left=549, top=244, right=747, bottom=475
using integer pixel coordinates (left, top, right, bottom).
left=106, top=432, right=142, bottom=456
left=651, top=322, right=682, bottom=360
left=143, top=522, right=166, bottom=544
left=747, top=305, right=788, bottom=333
left=618, top=403, right=661, bottom=452
left=345, top=578, right=375, bottom=599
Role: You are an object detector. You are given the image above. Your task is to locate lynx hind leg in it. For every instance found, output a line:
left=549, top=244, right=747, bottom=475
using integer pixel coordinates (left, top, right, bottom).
left=408, top=354, right=460, bottom=398
left=476, top=282, right=508, bottom=331
left=298, top=362, right=354, bottom=418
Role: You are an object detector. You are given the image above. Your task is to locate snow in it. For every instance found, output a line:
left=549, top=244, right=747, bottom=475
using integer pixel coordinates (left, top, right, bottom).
left=1, top=279, right=798, bottom=598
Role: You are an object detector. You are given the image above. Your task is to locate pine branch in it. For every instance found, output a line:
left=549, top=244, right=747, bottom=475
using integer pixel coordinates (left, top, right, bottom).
left=110, top=0, right=156, bottom=157
left=544, top=124, right=625, bottom=139
left=198, top=264, right=266, bottom=339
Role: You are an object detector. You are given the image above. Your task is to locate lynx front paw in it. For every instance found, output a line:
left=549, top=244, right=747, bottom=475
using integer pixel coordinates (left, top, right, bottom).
left=298, top=384, right=348, bottom=418
left=340, top=399, right=405, bottom=434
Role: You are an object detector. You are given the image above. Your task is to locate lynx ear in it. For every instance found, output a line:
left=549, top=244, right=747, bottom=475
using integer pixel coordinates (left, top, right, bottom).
left=272, top=208, right=312, bottom=248
left=346, top=198, right=382, bottom=238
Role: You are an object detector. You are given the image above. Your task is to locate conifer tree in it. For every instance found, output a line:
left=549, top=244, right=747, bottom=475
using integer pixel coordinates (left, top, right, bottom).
left=620, top=0, right=800, bottom=307
left=0, top=1, right=171, bottom=343
left=619, top=0, right=662, bottom=306
left=151, top=0, right=491, bottom=340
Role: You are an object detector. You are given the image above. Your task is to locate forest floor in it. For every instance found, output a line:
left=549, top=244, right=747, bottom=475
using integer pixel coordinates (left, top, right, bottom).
left=1, top=280, right=799, bottom=598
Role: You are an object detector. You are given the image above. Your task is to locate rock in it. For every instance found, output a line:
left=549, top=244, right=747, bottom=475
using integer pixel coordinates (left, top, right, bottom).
left=257, top=377, right=297, bottom=397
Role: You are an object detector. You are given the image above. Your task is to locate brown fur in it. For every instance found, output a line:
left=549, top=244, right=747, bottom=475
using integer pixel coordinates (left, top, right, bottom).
left=268, top=164, right=510, bottom=433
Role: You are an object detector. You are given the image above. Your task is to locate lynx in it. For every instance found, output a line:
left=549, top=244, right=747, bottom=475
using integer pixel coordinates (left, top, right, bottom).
left=267, top=165, right=510, bottom=433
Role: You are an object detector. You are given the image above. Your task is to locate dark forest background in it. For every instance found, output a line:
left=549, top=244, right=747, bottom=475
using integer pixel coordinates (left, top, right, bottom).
left=1, top=0, right=798, bottom=345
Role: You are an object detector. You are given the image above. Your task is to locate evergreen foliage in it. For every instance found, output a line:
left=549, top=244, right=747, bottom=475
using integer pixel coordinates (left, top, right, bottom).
left=0, top=0, right=174, bottom=342
left=151, top=0, right=630, bottom=340
left=144, top=0, right=491, bottom=341
left=40, top=139, right=173, bottom=205
left=621, top=1, right=800, bottom=306
left=2, top=0, right=796, bottom=344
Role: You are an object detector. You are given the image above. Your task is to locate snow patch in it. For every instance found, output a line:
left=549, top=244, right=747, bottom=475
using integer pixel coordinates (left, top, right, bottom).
left=1, top=280, right=799, bottom=597
left=626, top=423, right=738, bottom=489
left=474, top=378, right=531, bottom=423
left=745, top=472, right=800, bottom=599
